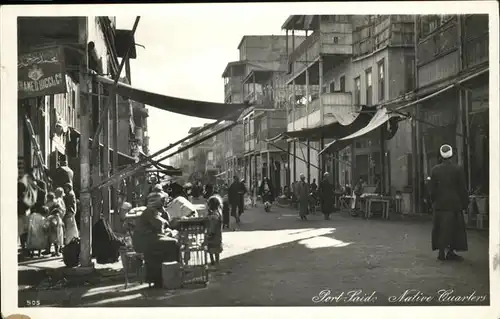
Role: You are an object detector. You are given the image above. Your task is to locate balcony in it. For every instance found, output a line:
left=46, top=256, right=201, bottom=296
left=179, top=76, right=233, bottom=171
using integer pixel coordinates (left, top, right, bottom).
left=245, top=92, right=274, bottom=107
left=287, top=92, right=353, bottom=130
left=287, top=28, right=352, bottom=85
left=464, top=33, right=488, bottom=70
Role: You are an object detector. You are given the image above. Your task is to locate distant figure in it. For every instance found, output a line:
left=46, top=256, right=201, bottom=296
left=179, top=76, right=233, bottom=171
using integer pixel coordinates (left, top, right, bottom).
left=351, top=177, right=366, bottom=215
left=430, top=144, right=468, bottom=262
left=259, top=177, right=274, bottom=204
left=310, top=179, right=318, bottom=193
left=319, top=172, right=334, bottom=220
left=228, top=176, right=246, bottom=223
left=295, top=174, right=310, bottom=220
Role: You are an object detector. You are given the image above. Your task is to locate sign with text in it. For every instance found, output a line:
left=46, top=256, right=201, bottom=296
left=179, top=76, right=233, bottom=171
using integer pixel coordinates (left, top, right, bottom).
left=18, top=46, right=67, bottom=99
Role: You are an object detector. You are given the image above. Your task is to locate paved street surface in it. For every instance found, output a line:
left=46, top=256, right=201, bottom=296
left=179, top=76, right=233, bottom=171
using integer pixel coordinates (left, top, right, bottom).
left=19, top=205, right=489, bottom=307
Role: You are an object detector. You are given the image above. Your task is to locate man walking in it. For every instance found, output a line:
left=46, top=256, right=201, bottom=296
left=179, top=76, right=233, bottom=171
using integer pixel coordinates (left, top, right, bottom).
left=228, top=176, right=246, bottom=224
left=319, top=172, right=334, bottom=220
left=295, top=174, right=310, bottom=220
left=429, top=144, right=468, bottom=261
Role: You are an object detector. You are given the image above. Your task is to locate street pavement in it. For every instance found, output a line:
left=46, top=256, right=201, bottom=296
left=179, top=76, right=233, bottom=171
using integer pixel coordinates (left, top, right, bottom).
left=18, top=204, right=490, bottom=307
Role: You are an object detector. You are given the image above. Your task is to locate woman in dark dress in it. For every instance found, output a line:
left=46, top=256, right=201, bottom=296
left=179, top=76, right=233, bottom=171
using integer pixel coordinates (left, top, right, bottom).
left=132, top=192, right=180, bottom=288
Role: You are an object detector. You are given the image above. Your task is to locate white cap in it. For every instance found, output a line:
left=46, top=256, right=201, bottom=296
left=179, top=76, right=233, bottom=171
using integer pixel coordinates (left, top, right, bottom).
left=440, top=144, right=453, bottom=159
left=323, top=172, right=329, bottom=176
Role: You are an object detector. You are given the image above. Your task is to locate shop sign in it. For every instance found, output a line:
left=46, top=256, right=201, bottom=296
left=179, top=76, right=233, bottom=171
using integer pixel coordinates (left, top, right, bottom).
left=18, top=46, right=67, bottom=99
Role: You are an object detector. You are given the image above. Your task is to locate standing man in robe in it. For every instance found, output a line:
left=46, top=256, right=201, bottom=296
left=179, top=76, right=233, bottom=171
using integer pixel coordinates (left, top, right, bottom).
left=430, top=144, right=469, bottom=261
left=295, top=174, right=310, bottom=220
left=319, top=172, right=334, bottom=220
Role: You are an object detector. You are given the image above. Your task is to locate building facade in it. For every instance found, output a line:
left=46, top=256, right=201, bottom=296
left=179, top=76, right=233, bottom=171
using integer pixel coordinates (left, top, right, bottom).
left=221, top=35, right=304, bottom=189
left=17, top=16, right=141, bottom=216
left=413, top=14, right=489, bottom=215
left=282, top=15, right=416, bottom=210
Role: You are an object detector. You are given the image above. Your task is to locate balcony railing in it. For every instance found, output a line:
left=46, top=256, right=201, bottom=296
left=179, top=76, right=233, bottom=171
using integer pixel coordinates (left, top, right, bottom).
left=464, top=33, right=488, bottom=69
left=289, top=31, right=320, bottom=64
left=287, top=92, right=353, bottom=126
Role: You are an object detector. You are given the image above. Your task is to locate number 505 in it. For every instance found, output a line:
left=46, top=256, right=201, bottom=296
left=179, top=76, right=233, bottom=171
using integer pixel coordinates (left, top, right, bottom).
left=26, top=300, right=40, bottom=306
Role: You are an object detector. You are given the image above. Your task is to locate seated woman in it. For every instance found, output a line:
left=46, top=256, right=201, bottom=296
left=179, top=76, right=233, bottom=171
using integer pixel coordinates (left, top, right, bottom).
left=132, top=192, right=180, bottom=288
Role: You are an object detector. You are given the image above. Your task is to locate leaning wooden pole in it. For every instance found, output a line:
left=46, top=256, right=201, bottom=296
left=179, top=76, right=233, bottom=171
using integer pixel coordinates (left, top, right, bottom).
left=78, top=17, right=93, bottom=268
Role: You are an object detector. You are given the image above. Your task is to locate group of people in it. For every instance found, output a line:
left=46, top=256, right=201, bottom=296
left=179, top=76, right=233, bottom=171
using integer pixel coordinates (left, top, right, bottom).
left=18, top=159, right=79, bottom=258
left=288, top=143, right=469, bottom=262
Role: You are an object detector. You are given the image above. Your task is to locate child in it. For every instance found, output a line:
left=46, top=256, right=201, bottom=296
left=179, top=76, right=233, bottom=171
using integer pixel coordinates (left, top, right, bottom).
left=206, top=195, right=223, bottom=266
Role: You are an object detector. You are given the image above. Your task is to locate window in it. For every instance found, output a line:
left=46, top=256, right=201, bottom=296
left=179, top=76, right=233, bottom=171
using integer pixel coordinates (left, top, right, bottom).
left=339, top=76, right=345, bottom=92
left=378, top=60, right=385, bottom=101
left=329, top=81, right=335, bottom=93
left=354, top=77, right=361, bottom=105
left=365, top=68, right=372, bottom=106
left=322, top=85, right=327, bottom=94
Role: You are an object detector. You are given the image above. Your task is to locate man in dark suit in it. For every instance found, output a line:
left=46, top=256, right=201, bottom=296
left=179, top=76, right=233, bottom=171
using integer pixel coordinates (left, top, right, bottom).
left=429, top=144, right=469, bottom=261
left=228, top=176, right=246, bottom=224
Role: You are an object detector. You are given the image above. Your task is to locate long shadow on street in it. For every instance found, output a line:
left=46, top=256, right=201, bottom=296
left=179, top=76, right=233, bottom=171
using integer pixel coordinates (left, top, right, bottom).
left=19, top=206, right=490, bottom=307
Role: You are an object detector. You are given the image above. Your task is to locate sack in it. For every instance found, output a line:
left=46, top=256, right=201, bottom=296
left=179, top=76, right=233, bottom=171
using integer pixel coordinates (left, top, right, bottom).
left=63, top=237, right=81, bottom=268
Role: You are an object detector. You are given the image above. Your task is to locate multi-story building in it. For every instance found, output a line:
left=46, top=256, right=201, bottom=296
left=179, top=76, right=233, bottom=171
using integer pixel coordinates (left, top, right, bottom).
left=240, top=53, right=291, bottom=194
left=221, top=35, right=304, bottom=189
left=17, top=16, right=139, bottom=213
left=413, top=14, right=489, bottom=215
left=282, top=15, right=416, bottom=206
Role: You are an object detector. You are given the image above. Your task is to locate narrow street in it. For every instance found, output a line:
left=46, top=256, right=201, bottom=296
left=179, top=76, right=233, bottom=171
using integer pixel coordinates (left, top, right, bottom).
left=19, top=205, right=490, bottom=307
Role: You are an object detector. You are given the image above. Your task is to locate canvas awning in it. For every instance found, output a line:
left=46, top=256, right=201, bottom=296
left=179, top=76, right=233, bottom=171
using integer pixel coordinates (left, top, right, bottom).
left=95, top=75, right=247, bottom=121
left=266, top=105, right=376, bottom=142
left=319, top=108, right=404, bottom=155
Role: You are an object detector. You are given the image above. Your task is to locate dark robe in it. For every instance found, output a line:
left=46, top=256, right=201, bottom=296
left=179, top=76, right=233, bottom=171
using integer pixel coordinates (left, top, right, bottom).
left=228, top=181, right=246, bottom=217
left=52, top=165, right=74, bottom=190
left=204, top=184, right=214, bottom=199
left=92, top=219, right=124, bottom=264
left=429, top=161, right=468, bottom=251
left=132, top=207, right=179, bottom=286
left=319, top=178, right=334, bottom=216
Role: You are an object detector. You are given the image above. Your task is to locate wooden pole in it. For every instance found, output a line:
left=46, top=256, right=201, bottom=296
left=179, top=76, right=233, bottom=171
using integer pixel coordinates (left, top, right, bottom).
left=78, top=17, right=93, bottom=268
left=306, top=68, right=311, bottom=185
left=319, top=56, right=324, bottom=181
left=111, top=88, right=119, bottom=211
left=292, top=79, right=297, bottom=183
left=102, top=83, right=110, bottom=221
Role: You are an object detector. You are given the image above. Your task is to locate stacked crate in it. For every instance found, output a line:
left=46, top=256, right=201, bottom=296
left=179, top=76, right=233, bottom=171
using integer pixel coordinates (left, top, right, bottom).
left=177, top=218, right=209, bottom=287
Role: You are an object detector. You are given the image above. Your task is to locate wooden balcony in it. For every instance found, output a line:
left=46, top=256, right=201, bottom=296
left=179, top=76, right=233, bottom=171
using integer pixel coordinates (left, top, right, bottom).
left=287, top=28, right=352, bottom=85
left=464, top=33, right=488, bottom=70
left=287, top=92, right=354, bottom=129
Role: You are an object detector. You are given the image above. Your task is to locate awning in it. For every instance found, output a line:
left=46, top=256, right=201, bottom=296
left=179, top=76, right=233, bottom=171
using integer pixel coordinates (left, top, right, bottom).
left=95, top=75, right=248, bottom=121
left=318, top=108, right=403, bottom=155
left=267, top=105, right=376, bottom=142
left=215, top=171, right=227, bottom=177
